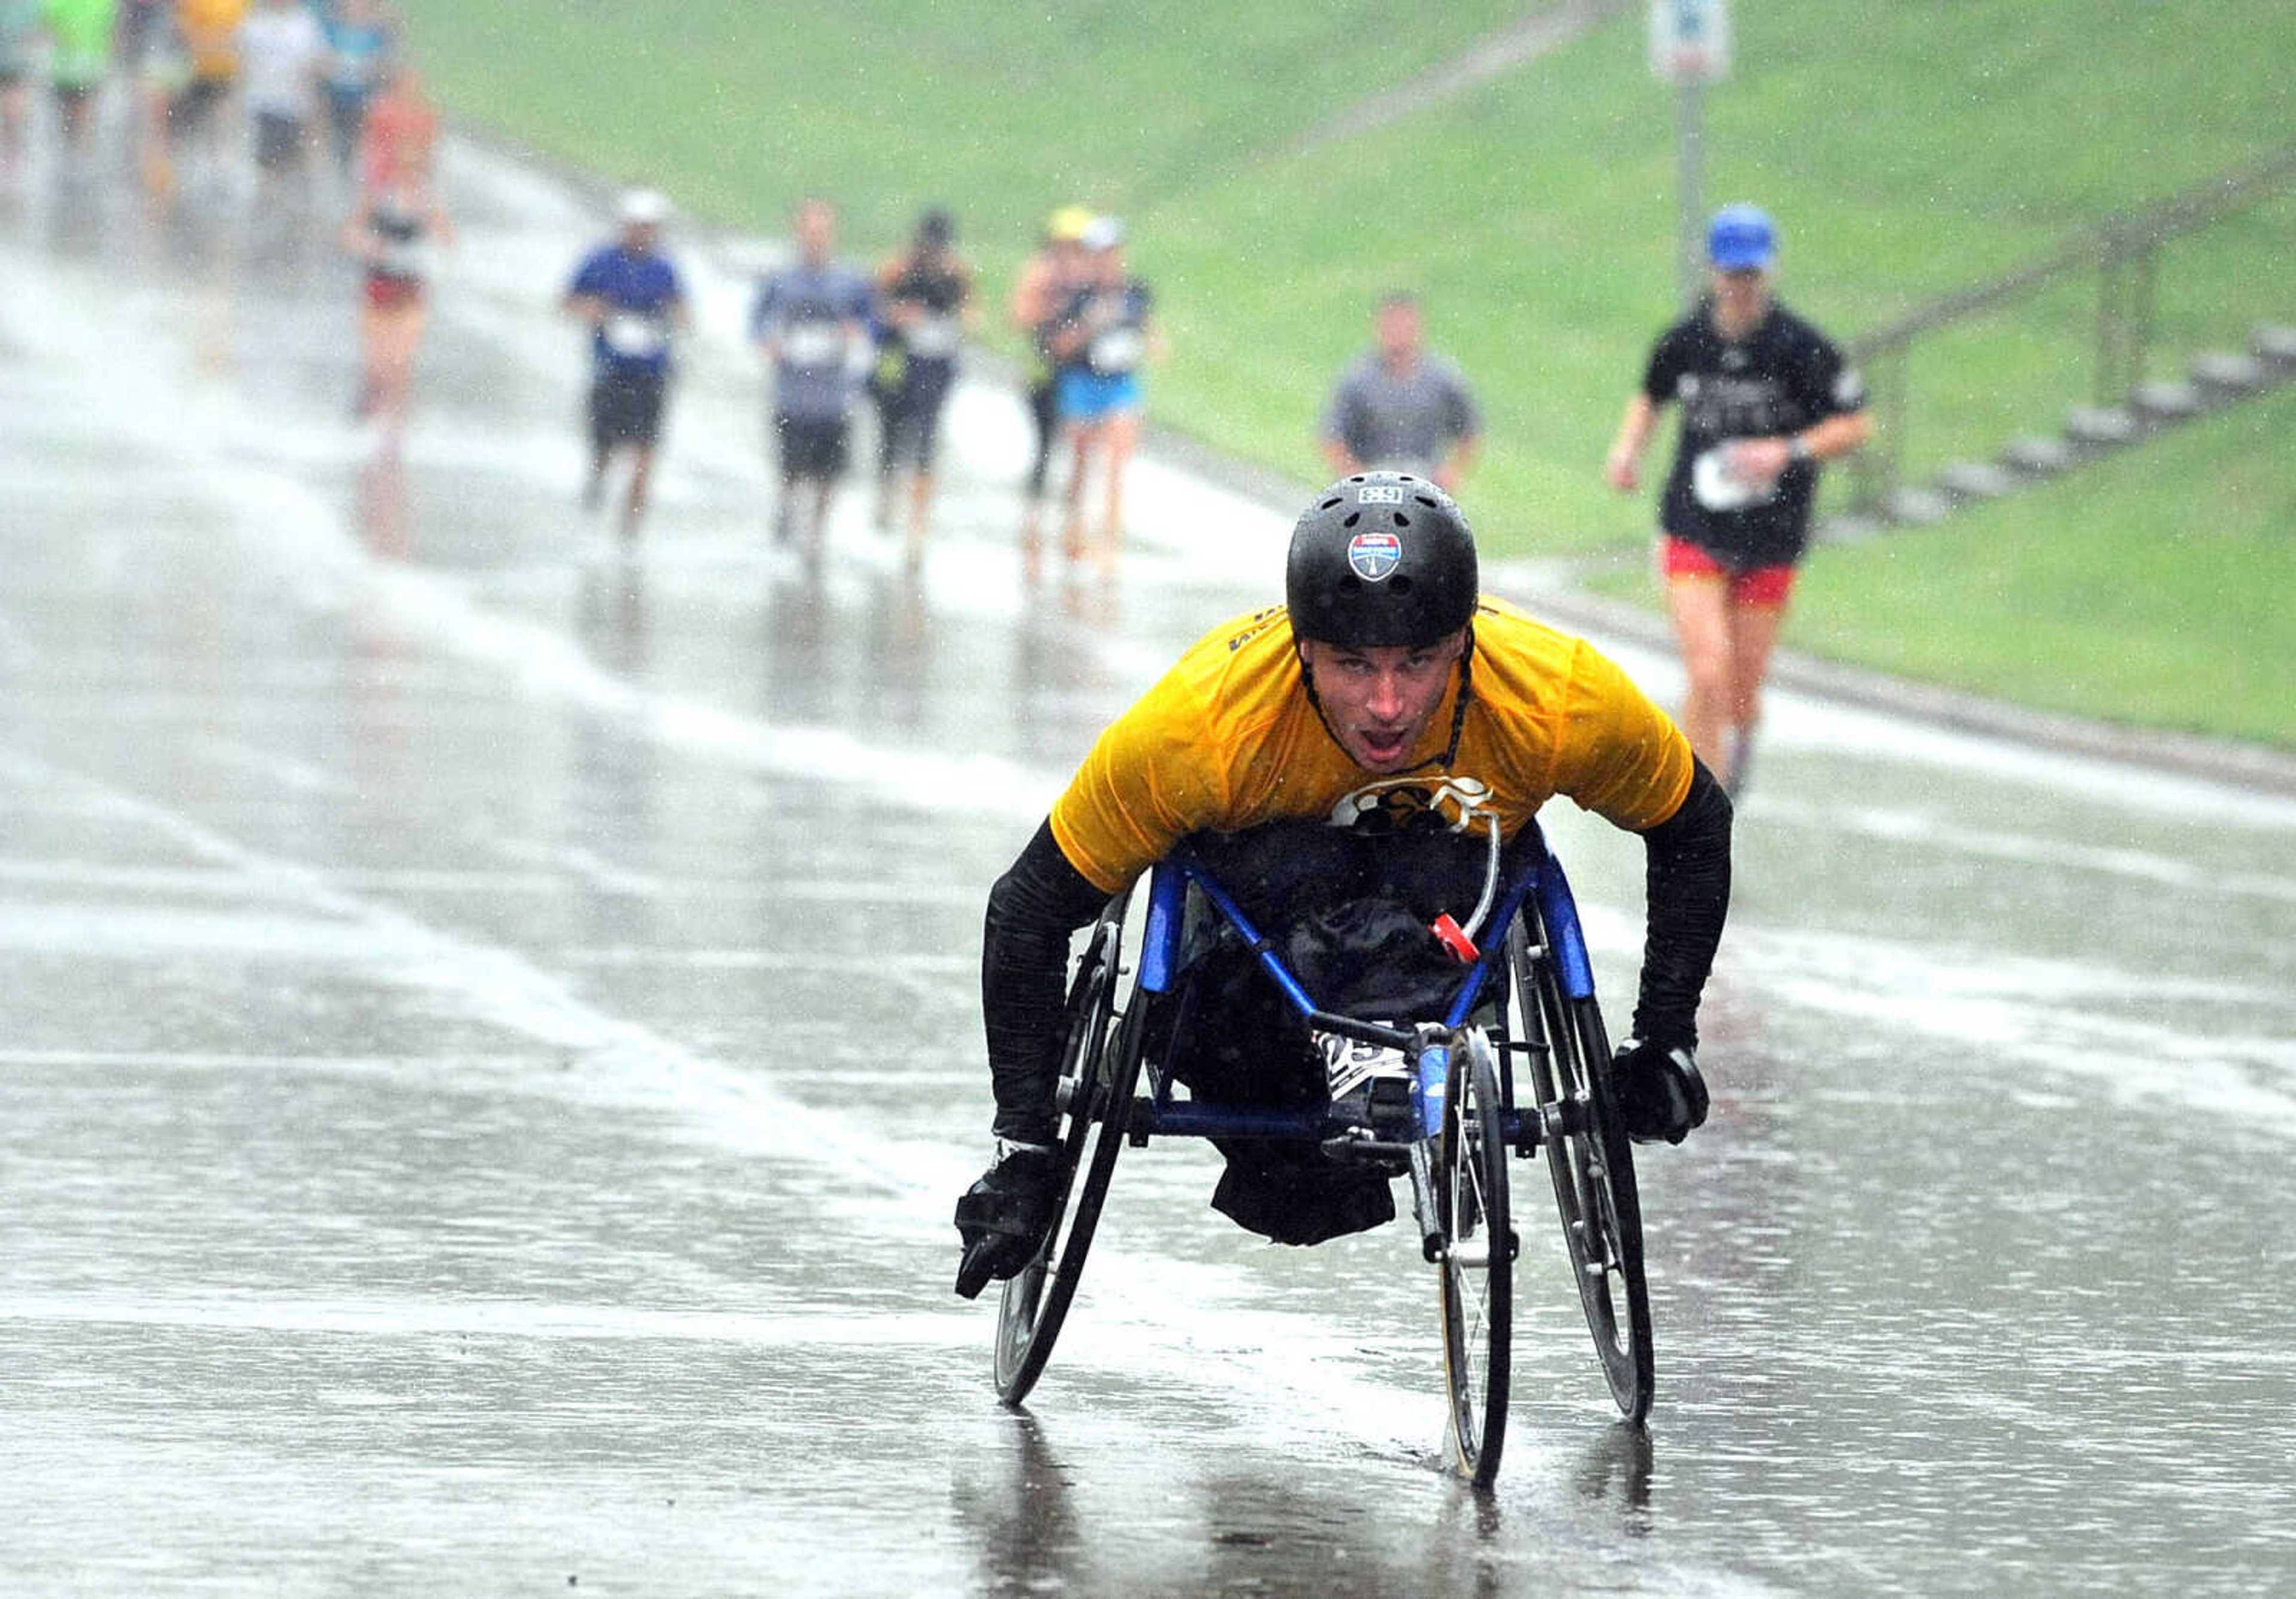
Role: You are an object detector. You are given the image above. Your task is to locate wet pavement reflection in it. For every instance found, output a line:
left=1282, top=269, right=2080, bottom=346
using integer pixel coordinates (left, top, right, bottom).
left=2, top=120, right=2293, bottom=1597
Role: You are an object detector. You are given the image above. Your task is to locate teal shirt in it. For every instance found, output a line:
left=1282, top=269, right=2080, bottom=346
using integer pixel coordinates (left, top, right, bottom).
left=2, top=0, right=44, bottom=69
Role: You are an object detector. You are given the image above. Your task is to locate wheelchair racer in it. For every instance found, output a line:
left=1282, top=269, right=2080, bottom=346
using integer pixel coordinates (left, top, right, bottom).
left=955, top=473, right=1732, bottom=1298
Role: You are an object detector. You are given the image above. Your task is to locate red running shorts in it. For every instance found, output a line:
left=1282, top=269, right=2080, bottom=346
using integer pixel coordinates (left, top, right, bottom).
left=1661, top=537, right=1797, bottom=608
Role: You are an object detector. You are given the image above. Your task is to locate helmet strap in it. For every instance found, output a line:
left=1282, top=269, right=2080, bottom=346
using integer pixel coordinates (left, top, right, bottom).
left=1433, top=629, right=1476, bottom=769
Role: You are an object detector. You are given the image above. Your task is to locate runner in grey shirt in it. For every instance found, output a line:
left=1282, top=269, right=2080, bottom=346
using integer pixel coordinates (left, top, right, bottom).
left=749, top=197, right=875, bottom=558
left=1318, top=291, right=1482, bottom=493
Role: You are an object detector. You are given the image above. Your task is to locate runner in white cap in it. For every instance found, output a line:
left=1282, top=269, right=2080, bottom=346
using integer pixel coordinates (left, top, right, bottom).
left=1044, top=215, right=1165, bottom=579
left=563, top=188, right=691, bottom=538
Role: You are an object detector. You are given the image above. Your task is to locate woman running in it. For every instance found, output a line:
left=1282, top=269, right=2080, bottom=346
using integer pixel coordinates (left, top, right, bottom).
left=1604, top=204, right=1871, bottom=794
left=342, top=164, right=451, bottom=446
left=1046, top=216, right=1163, bottom=579
left=1006, top=203, right=1091, bottom=573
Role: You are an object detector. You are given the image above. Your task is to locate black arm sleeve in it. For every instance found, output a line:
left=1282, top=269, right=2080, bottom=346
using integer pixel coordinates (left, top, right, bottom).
left=1631, top=757, right=1733, bottom=1049
left=981, top=819, right=1115, bottom=1142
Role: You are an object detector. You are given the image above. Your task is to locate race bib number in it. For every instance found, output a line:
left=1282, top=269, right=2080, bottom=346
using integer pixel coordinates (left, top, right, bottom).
left=1691, top=444, right=1778, bottom=512
left=780, top=320, right=846, bottom=369
left=603, top=312, right=667, bottom=357
left=905, top=313, right=960, bottom=358
left=1089, top=326, right=1143, bottom=375
left=375, top=239, right=433, bottom=282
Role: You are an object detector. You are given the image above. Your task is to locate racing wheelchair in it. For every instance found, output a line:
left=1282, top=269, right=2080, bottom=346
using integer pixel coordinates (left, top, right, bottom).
left=988, top=816, right=1654, bottom=1487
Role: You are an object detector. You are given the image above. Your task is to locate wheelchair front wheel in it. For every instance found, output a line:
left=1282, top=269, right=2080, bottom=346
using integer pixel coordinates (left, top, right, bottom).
left=1439, top=1030, right=1513, bottom=1487
left=993, top=904, right=1143, bottom=1405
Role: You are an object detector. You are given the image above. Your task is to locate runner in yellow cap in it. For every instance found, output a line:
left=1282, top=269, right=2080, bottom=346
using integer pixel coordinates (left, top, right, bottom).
left=1007, top=204, right=1095, bottom=577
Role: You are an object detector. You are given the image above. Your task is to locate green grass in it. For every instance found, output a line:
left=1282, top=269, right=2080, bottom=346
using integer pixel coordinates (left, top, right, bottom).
left=392, top=1, right=1522, bottom=248
left=395, top=0, right=2296, bottom=747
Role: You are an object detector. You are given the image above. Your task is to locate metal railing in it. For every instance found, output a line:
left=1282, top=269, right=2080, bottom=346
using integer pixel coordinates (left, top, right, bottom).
left=1840, top=142, right=2296, bottom=521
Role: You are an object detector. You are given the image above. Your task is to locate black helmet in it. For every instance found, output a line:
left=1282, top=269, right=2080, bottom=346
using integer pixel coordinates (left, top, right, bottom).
left=1284, top=472, right=1478, bottom=649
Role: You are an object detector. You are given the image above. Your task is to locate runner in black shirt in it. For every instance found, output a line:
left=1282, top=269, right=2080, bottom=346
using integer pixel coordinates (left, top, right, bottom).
left=1605, top=204, right=1871, bottom=793
left=869, top=207, right=975, bottom=571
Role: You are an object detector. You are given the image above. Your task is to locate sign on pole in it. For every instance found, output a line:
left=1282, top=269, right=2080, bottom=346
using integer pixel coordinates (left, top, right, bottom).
left=1650, top=0, right=1730, bottom=84
left=1650, top=0, right=1730, bottom=306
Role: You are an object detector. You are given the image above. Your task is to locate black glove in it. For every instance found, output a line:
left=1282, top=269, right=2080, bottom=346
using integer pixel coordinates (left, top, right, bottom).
left=952, top=1143, right=1061, bottom=1299
left=1611, top=1037, right=1709, bottom=1146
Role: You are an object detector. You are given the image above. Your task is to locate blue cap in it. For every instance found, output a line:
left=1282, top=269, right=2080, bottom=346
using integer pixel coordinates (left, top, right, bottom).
left=1707, top=203, right=1776, bottom=270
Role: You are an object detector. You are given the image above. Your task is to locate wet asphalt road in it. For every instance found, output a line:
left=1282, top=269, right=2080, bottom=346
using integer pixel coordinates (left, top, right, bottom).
left=2, top=124, right=2294, bottom=1598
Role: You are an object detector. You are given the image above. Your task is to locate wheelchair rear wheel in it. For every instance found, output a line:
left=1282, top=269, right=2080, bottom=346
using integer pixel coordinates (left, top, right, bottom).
left=1439, top=1029, right=1513, bottom=1487
left=993, top=899, right=1144, bottom=1404
left=1508, top=914, right=1654, bottom=1423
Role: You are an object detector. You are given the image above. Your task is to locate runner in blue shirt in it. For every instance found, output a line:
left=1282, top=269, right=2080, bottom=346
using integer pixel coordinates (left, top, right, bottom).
left=564, top=188, right=690, bottom=539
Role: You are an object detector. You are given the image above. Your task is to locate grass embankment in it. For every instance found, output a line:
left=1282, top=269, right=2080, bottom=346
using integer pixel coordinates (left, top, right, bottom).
left=395, top=0, right=2296, bottom=749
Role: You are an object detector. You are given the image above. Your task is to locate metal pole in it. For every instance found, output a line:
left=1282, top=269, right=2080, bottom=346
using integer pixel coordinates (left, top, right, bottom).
left=2130, top=241, right=2158, bottom=392
left=1676, top=78, right=1705, bottom=309
left=2095, top=252, right=2122, bottom=405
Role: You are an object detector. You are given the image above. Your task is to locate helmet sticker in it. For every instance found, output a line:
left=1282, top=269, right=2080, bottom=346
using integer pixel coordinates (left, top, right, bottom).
left=1357, top=484, right=1405, bottom=504
left=1347, top=531, right=1403, bottom=581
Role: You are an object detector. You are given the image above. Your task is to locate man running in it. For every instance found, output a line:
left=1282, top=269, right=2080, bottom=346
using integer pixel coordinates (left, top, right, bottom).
left=564, top=187, right=690, bottom=539
left=748, top=196, right=874, bottom=562
left=167, top=0, right=250, bottom=191
left=953, top=472, right=1730, bottom=1292
left=1605, top=203, right=1871, bottom=794
left=235, top=0, right=325, bottom=197
left=41, top=0, right=116, bottom=153
left=869, top=205, right=975, bottom=570
left=1320, top=290, right=1482, bottom=493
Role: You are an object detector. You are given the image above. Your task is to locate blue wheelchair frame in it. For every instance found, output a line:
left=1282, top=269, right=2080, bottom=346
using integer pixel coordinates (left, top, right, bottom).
left=1127, top=817, right=1595, bottom=1155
